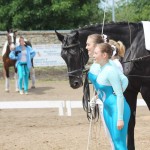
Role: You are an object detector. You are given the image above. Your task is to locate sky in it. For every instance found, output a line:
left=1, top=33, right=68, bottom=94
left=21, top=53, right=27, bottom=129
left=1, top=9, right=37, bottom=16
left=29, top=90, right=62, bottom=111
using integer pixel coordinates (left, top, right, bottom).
left=98, top=0, right=130, bottom=10
left=98, top=0, right=118, bottom=10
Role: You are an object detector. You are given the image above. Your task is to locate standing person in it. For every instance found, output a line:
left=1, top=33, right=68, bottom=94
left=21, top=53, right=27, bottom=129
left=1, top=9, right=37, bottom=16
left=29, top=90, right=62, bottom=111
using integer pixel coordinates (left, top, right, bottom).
left=9, top=36, right=36, bottom=95
left=89, top=43, right=130, bottom=149
left=86, top=34, right=129, bottom=149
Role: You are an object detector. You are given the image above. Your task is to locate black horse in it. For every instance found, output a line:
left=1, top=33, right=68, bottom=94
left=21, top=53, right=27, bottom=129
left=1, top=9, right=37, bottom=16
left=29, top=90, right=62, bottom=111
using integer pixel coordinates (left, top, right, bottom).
left=56, top=22, right=150, bottom=150
left=55, top=31, right=89, bottom=89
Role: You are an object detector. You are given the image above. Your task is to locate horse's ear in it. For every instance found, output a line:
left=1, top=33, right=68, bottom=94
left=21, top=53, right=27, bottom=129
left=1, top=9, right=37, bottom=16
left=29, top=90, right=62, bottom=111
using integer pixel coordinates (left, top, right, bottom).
left=14, top=30, right=18, bottom=36
left=6, top=28, right=13, bottom=33
left=6, top=28, right=10, bottom=33
left=55, top=30, right=64, bottom=42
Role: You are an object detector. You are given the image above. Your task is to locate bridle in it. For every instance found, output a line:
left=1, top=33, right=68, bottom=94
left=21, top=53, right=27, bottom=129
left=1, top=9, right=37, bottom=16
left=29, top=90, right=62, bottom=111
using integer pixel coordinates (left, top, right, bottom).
left=62, top=41, right=98, bottom=120
left=62, top=42, right=87, bottom=79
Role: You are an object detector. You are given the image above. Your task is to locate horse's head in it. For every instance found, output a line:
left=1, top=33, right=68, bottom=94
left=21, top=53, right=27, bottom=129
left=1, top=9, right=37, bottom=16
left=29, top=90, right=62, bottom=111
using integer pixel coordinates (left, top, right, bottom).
left=55, top=30, right=89, bottom=89
left=7, top=29, right=17, bottom=50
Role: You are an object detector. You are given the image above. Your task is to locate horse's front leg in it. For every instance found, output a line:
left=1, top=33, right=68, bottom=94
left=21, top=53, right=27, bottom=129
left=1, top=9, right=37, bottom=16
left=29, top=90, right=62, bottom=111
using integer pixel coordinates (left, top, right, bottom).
left=4, top=67, right=10, bottom=92
left=140, top=84, right=150, bottom=110
left=124, top=85, right=139, bottom=150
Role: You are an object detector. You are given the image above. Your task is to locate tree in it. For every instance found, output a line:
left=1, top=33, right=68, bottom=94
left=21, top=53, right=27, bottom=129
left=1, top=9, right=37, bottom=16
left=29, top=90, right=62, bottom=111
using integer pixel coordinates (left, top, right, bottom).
left=1, top=0, right=149, bottom=30
left=115, top=0, right=150, bottom=22
left=0, top=0, right=104, bottom=30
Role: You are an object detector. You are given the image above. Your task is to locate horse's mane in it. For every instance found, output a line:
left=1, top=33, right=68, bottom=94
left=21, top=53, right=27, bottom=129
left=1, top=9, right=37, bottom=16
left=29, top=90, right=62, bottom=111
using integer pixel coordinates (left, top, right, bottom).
left=72, top=21, right=142, bottom=32
left=2, top=41, right=8, bottom=56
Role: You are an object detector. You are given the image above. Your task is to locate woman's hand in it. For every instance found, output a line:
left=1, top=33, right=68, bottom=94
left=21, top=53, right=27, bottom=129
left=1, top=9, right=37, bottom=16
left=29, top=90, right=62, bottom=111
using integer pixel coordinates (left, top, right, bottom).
left=117, top=120, right=124, bottom=130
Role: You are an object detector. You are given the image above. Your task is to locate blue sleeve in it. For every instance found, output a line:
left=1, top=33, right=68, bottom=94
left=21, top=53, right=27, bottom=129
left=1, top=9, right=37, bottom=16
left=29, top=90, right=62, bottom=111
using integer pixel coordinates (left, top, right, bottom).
left=27, top=46, right=36, bottom=58
left=88, top=63, right=100, bottom=85
left=107, top=68, right=124, bottom=121
left=88, top=63, right=101, bottom=95
left=9, top=50, right=17, bottom=60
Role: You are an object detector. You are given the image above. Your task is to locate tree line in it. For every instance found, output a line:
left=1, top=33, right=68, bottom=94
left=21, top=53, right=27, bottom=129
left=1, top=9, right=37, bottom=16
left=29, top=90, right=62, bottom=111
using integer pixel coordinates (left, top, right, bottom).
left=0, top=0, right=149, bottom=31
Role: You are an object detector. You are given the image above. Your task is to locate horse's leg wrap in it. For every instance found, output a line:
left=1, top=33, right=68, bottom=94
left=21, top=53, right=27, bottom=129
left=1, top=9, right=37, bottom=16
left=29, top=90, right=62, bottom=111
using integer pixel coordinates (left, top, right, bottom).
left=5, top=77, right=9, bottom=92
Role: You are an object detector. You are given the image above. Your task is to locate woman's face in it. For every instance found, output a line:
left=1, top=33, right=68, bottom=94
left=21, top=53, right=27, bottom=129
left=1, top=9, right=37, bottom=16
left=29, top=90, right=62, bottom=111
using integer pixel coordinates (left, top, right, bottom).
left=86, top=37, right=96, bottom=57
left=93, top=46, right=105, bottom=64
left=19, top=38, right=25, bottom=46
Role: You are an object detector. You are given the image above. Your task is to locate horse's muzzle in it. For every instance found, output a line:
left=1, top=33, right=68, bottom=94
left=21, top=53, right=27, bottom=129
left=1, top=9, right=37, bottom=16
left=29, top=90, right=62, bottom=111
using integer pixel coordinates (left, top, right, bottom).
left=69, top=78, right=83, bottom=89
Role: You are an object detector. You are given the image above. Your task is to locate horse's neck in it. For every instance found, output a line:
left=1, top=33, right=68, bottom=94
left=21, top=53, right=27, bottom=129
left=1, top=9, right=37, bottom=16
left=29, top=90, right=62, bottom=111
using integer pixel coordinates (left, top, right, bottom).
left=103, top=28, right=130, bottom=48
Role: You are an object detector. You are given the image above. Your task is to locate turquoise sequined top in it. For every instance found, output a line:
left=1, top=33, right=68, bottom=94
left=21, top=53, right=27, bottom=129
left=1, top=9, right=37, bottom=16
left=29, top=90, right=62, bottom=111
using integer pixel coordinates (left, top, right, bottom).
left=88, top=60, right=128, bottom=120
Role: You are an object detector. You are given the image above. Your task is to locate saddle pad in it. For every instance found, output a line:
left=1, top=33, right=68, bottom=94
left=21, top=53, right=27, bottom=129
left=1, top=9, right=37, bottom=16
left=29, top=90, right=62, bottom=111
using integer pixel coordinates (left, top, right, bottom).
left=142, top=21, right=150, bottom=50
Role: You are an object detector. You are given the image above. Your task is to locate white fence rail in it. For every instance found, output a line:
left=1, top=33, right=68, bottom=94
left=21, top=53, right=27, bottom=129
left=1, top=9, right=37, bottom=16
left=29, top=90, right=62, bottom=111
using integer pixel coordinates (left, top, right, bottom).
left=0, top=99, right=146, bottom=116
left=0, top=101, right=65, bottom=116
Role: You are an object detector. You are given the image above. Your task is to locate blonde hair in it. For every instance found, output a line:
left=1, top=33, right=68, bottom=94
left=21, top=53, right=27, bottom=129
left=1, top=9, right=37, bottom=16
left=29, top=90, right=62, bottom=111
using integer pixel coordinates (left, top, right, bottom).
left=96, top=43, right=113, bottom=59
left=109, top=39, right=125, bottom=57
left=88, top=34, right=104, bottom=44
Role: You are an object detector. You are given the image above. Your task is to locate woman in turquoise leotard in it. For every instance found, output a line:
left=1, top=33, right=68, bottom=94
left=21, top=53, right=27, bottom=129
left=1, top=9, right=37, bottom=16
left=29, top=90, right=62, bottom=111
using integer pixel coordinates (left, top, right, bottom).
left=88, top=43, right=131, bottom=150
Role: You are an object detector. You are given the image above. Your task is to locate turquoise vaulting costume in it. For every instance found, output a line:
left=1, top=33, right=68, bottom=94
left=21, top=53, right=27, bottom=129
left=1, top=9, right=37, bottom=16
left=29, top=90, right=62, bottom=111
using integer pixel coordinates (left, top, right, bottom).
left=9, top=45, right=35, bottom=93
left=88, top=60, right=131, bottom=150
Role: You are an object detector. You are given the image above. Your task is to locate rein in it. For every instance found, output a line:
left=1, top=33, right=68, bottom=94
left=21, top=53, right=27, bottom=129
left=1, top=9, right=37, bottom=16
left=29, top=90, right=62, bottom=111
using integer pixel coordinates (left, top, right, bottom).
left=63, top=41, right=99, bottom=120
left=122, top=54, right=150, bottom=63
left=122, top=54, right=150, bottom=78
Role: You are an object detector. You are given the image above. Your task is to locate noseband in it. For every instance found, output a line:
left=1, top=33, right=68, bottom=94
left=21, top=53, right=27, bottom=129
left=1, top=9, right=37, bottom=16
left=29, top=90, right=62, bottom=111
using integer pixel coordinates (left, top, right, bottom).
left=62, top=42, right=87, bottom=79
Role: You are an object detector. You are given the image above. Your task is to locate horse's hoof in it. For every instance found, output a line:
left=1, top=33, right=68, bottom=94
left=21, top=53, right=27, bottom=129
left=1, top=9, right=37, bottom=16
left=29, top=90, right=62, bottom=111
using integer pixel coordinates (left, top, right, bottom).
left=31, top=86, right=35, bottom=89
left=16, top=89, right=19, bottom=92
left=5, top=89, right=9, bottom=93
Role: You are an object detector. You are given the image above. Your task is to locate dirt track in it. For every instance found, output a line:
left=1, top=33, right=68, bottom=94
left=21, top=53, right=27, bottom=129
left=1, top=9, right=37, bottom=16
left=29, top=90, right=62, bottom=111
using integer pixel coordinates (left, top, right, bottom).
left=0, top=79, right=149, bottom=150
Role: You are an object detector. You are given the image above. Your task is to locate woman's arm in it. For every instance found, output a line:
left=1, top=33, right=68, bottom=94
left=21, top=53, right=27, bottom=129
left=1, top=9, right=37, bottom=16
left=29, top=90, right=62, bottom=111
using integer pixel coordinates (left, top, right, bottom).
left=9, top=50, right=17, bottom=60
left=109, top=60, right=128, bottom=92
left=107, top=68, right=124, bottom=121
left=119, top=72, right=128, bottom=92
left=28, top=46, right=36, bottom=58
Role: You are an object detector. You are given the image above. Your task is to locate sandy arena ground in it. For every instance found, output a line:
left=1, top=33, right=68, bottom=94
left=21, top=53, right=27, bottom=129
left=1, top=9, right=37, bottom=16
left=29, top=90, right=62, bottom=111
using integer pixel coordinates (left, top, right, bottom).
left=0, top=79, right=149, bottom=150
